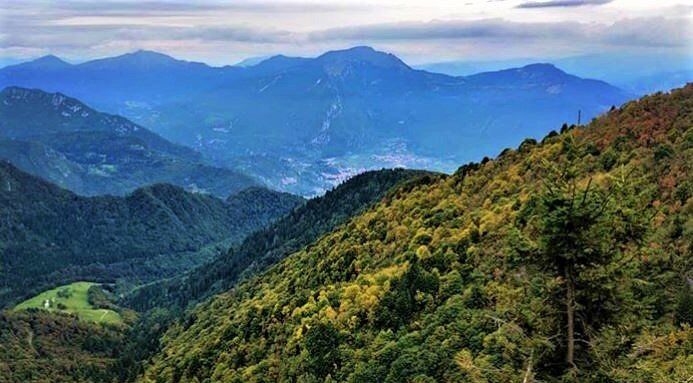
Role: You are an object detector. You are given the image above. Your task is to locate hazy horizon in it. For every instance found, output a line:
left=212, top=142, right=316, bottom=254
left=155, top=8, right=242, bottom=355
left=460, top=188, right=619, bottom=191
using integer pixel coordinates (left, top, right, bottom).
left=1, top=0, right=690, bottom=66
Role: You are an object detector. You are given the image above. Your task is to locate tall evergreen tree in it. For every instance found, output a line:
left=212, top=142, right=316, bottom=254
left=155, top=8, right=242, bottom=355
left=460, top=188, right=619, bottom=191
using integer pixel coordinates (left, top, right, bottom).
left=535, top=137, right=647, bottom=376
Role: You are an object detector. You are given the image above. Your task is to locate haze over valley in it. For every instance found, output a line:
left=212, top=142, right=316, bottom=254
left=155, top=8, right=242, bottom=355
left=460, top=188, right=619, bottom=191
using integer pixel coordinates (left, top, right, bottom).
left=1, top=47, right=637, bottom=195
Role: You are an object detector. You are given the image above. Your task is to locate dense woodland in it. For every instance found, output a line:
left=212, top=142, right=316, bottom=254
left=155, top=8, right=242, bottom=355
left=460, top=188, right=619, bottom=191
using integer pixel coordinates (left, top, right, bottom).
left=0, top=310, right=126, bottom=383
left=138, top=86, right=692, bottom=382
left=0, top=86, right=690, bottom=383
left=124, top=168, right=432, bottom=312
left=0, top=166, right=303, bottom=307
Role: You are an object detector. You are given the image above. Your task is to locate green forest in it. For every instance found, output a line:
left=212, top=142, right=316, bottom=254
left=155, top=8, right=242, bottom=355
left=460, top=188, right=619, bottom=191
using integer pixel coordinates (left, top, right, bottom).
left=138, top=86, right=692, bottom=382
left=0, top=166, right=302, bottom=307
left=0, top=86, right=691, bottom=383
left=124, top=168, right=432, bottom=312
left=1, top=310, right=127, bottom=382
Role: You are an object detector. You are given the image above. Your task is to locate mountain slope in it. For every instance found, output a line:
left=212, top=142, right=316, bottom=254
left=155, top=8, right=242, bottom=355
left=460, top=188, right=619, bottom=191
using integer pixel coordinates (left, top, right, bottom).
left=0, top=87, right=258, bottom=197
left=0, top=48, right=631, bottom=195
left=124, top=168, right=434, bottom=311
left=0, top=161, right=303, bottom=307
left=140, top=86, right=691, bottom=382
left=418, top=53, right=693, bottom=95
left=0, top=310, right=127, bottom=383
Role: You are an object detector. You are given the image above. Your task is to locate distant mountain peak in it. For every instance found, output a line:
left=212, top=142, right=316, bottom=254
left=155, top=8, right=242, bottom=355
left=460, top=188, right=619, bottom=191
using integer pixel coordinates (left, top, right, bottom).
left=129, top=49, right=174, bottom=58
left=80, top=49, right=188, bottom=70
left=114, top=49, right=179, bottom=63
left=234, top=55, right=272, bottom=67
left=24, top=54, right=70, bottom=68
left=465, top=62, right=580, bottom=84
left=243, top=54, right=311, bottom=75
left=519, top=63, right=564, bottom=74
left=317, top=46, right=409, bottom=70
left=334, top=46, right=378, bottom=54
left=265, top=54, right=291, bottom=61
left=256, top=54, right=306, bottom=67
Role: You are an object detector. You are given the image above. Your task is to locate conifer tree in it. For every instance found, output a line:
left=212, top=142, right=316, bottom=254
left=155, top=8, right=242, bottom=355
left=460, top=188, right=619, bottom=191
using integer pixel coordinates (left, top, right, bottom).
left=536, top=137, right=617, bottom=373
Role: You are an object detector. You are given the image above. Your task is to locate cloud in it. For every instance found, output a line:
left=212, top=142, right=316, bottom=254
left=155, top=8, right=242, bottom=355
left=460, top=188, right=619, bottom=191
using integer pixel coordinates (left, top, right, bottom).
left=516, top=0, right=613, bottom=8
left=308, top=17, right=690, bottom=48
left=2, top=0, right=374, bottom=17
left=309, top=18, right=584, bottom=42
left=173, top=27, right=295, bottom=43
left=0, top=0, right=689, bottom=63
left=2, top=15, right=689, bottom=63
left=0, top=24, right=296, bottom=50
left=603, top=17, right=692, bottom=48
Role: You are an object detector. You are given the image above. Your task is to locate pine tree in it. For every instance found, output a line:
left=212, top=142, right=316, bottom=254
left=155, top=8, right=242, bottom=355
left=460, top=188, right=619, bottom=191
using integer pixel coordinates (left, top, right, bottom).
left=535, top=137, right=617, bottom=373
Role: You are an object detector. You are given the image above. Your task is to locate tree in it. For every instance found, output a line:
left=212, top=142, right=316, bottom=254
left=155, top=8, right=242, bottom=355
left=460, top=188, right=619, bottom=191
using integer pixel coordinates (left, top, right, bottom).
left=304, top=321, right=340, bottom=379
left=535, top=138, right=616, bottom=373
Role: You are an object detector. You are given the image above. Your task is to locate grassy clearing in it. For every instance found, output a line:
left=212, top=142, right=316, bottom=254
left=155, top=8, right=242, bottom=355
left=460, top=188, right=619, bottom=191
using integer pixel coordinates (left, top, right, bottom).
left=13, top=281, right=122, bottom=325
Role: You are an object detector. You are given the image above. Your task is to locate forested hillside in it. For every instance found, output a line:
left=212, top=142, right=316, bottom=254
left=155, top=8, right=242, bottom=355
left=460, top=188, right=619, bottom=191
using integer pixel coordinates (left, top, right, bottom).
left=124, top=169, right=432, bottom=312
left=0, top=163, right=303, bottom=308
left=140, top=86, right=692, bottom=382
left=0, top=310, right=127, bottom=383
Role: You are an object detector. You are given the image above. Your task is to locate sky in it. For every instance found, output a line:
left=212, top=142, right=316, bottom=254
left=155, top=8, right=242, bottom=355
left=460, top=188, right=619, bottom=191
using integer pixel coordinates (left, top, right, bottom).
left=0, top=0, right=691, bottom=65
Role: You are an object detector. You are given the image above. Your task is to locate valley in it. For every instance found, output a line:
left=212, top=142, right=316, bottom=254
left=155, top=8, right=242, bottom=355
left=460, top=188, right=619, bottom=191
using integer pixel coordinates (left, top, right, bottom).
left=124, top=168, right=433, bottom=312
left=0, top=47, right=632, bottom=195
left=0, top=161, right=303, bottom=307
left=1, top=83, right=687, bottom=383
left=0, top=4, right=690, bottom=380
left=135, top=85, right=693, bottom=383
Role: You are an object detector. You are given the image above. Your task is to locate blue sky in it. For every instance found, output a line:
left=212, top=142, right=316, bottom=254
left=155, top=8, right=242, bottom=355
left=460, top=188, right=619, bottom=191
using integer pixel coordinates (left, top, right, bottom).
left=0, top=0, right=690, bottom=65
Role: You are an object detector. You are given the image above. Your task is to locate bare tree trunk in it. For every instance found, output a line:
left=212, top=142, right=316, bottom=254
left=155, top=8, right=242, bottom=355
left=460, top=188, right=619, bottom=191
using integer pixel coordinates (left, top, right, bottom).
left=565, top=266, right=576, bottom=369
left=523, top=351, right=533, bottom=383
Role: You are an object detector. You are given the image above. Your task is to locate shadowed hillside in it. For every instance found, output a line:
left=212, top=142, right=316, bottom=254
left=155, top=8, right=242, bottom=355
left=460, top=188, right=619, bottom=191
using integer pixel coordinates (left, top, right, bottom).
left=0, top=162, right=303, bottom=308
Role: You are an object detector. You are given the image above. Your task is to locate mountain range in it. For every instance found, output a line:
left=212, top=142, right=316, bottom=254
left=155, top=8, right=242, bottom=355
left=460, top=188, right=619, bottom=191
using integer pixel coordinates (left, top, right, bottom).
left=0, top=47, right=632, bottom=195
left=0, top=86, right=258, bottom=197
left=0, top=160, right=303, bottom=307
left=418, top=52, right=693, bottom=95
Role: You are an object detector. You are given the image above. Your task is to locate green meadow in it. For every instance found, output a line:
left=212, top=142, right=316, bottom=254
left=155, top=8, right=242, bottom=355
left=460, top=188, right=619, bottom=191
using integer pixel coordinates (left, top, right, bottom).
left=14, top=281, right=122, bottom=325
